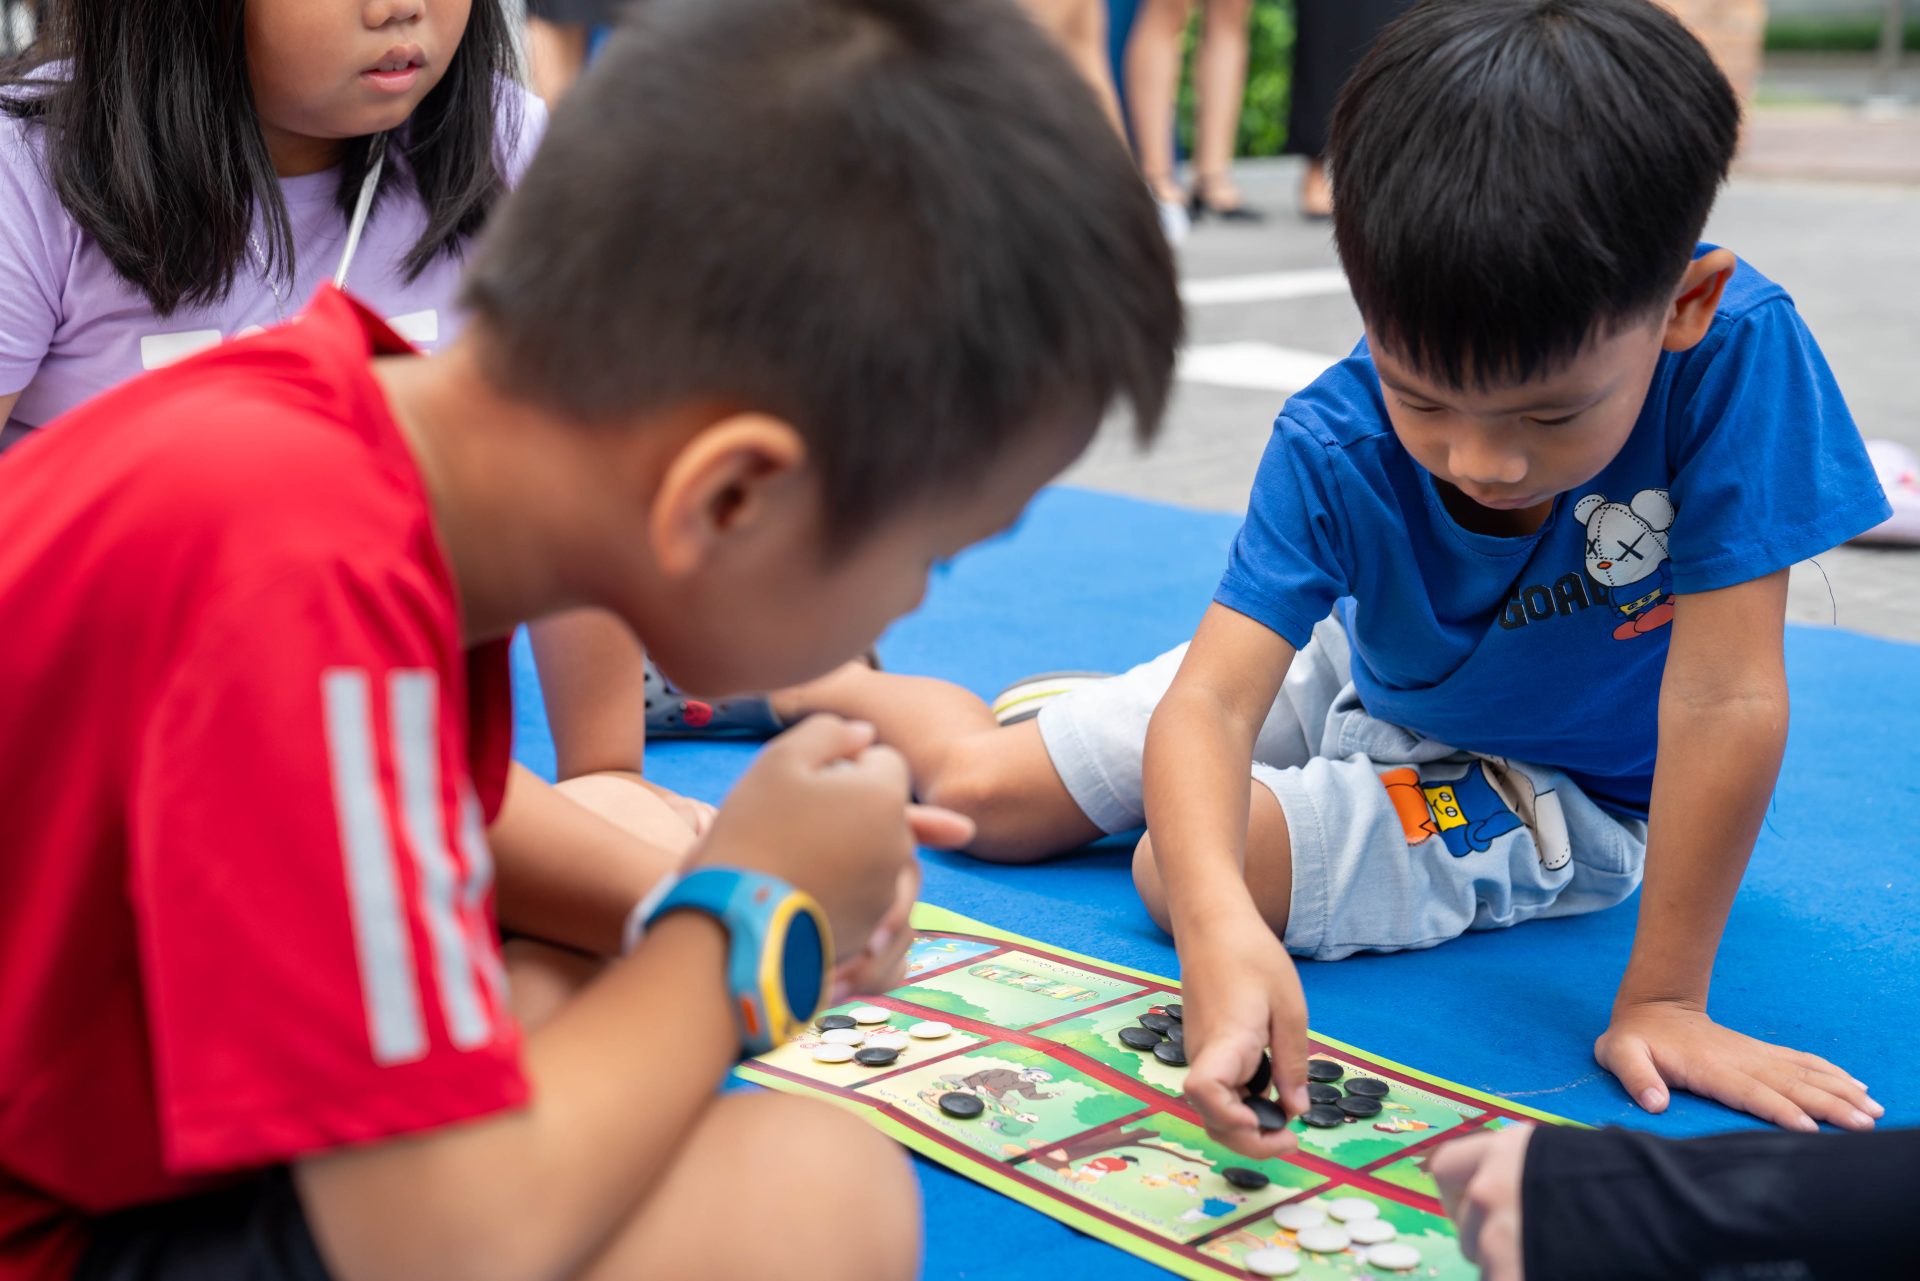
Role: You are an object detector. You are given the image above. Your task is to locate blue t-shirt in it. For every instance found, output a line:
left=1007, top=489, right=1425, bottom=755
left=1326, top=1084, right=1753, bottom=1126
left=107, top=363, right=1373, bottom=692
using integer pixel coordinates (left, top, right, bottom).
left=1215, top=253, right=1891, bottom=818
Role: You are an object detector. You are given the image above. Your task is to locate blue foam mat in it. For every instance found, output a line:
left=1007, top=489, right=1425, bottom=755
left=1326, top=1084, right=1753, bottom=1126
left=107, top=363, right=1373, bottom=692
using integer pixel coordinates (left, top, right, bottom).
left=511, top=486, right=1920, bottom=1281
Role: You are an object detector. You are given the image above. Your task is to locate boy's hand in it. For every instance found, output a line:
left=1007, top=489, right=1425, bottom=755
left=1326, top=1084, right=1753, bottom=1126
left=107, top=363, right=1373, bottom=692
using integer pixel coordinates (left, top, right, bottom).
left=1180, top=914, right=1312, bottom=1160
left=827, top=861, right=921, bottom=1005
left=1595, top=998, right=1883, bottom=1132
left=694, top=716, right=920, bottom=951
left=1430, top=1124, right=1532, bottom=1281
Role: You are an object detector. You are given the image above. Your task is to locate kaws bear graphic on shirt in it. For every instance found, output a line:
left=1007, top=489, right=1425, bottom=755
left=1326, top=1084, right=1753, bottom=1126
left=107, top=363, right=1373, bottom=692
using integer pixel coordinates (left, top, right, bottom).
left=1576, top=488, right=1677, bottom=641
left=1382, top=758, right=1572, bottom=869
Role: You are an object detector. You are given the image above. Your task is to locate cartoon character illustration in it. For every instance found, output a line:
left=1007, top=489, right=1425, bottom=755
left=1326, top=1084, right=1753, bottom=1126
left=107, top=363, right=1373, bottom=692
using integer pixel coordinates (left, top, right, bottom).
left=1576, top=488, right=1676, bottom=640
left=1373, top=1116, right=1433, bottom=1135
left=1381, top=757, right=1571, bottom=869
left=954, top=1066, right=1059, bottom=1104
left=965, top=963, right=1101, bottom=1002
left=1062, top=1154, right=1139, bottom=1184
left=1139, top=1169, right=1203, bottom=1195
left=1178, top=1192, right=1248, bottom=1223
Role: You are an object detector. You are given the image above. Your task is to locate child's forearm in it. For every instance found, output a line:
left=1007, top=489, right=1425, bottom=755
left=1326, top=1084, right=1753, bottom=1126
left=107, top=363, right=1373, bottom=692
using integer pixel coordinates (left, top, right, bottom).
left=298, top=912, right=737, bottom=1281
left=1144, top=687, right=1265, bottom=934
left=1141, top=605, right=1294, bottom=938
left=1618, top=660, right=1787, bottom=1009
left=491, top=762, right=682, bottom=956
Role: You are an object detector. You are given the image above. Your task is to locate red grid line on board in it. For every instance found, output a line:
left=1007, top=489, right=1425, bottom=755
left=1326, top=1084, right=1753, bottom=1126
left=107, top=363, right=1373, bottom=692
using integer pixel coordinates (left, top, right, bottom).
left=1351, top=1111, right=1498, bottom=1178
left=894, top=943, right=1013, bottom=987
left=748, top=1059, right=1280, bottom=1280
left=1022, top=987, right=1170, bottom=1035
left=771, top=930, right=1566, bottom=1261
left=829, top=941, right=1530, bottom=1208
left=915, top=930, right=1182, bottom=997
left=807, top=991, right=1361, bottom=1193
left=911, top=930, right=1542, bottom=1126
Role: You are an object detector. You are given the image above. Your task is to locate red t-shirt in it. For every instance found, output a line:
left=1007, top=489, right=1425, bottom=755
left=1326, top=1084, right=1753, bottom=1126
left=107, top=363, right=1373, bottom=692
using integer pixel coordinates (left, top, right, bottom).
left=0, top=288, right=527, bottom=1280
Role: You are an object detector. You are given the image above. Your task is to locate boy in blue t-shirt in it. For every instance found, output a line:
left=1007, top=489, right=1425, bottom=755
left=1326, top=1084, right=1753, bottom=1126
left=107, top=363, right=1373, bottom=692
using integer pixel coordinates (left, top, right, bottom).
left=789, top=0, right=1893, bottom=1147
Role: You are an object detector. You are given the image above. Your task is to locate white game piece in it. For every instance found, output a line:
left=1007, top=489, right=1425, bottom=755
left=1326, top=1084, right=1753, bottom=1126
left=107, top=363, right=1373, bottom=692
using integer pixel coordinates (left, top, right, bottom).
left=810, top=1044, right=857, bottom=1064
left=1366, top=1242, right=1422, bottom=1272
left=909, top=1020, right=954, bottom=1039
left=1271, top=1201, right=1326, bottom=1232
left=1325, top=1198, right=1380, bottom=1223
left=1295, top=1225, right=1351, bottom=1254
left=819, top=1028, right=865, bottom=1045
left=1242, top=1246, right=1301, bottom=1277
left=1347, top=1218, right=1397, bottom=1246
left=862, top=1032, right=911, bottom=1052
left=849, top=1005, right=891, bottom=1024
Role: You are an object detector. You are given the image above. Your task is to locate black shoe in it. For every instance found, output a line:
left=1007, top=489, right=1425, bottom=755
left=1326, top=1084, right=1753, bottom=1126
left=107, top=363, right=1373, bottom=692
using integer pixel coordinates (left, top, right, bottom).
left=1188, top=184, right=1266, bottom=224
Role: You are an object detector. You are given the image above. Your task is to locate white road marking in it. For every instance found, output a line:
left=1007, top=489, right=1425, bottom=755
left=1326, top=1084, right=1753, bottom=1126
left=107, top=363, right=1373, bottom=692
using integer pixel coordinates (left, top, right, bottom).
left=1180, top=267, right=1348, bottom=306
left=1176, top=341, right=1343, bottom=393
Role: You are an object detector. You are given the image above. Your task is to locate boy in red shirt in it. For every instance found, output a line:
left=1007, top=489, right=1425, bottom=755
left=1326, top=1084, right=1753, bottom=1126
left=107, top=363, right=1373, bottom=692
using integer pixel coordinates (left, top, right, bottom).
left=0, top=1, right=1181, bottom=1278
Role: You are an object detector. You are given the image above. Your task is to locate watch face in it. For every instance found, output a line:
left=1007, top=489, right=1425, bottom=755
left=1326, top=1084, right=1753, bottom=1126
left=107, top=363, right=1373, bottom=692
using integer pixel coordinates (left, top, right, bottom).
left=780, top=907, right=827, bottom=1021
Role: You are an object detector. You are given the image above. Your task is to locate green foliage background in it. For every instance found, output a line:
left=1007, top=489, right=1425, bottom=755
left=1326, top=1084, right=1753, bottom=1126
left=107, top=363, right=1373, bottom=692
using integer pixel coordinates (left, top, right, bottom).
left=1173, top=0, right=1298, bottom=159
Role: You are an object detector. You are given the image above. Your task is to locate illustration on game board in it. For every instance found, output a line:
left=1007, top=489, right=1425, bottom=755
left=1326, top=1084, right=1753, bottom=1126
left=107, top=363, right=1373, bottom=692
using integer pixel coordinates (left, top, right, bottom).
left=739, top=906, right=1576, bottom=1281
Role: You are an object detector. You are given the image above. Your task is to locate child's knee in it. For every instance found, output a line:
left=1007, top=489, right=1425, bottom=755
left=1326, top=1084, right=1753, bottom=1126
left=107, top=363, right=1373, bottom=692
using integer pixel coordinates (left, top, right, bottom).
left=502, top=938, right=601, bottom=1030
left=1131, top=833, right=1173, bottom=936
left=729, top=1094, right=920, bottom=1278
left=920, top=733, right=1052, bottom=863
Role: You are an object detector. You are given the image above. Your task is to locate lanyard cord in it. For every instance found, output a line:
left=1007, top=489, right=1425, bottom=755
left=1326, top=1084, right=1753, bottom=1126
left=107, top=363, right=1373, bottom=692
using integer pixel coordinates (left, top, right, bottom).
left=334, top=134, right=388, bottom=290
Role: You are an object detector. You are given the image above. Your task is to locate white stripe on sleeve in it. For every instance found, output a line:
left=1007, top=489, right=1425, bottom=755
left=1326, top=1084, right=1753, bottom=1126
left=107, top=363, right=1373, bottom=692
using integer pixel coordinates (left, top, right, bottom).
left=455, top=786, right=509, bottom=1015
left=322, top=669, right=428, bottom=1065
left=389, top=671, right=493, bottom=1051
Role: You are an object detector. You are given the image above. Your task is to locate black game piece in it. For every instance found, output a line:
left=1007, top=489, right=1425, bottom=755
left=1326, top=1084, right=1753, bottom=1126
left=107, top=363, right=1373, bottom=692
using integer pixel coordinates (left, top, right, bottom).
left=1345, top=1077, right=1389, bottom=1099
left=1244, top=1052, right=1273, bottom=1098
left=1165, top=1022, right=1185, bottom=1045
left=1307, top=1082, right=1341, bottom=1106
left=818, top=1014, right=857, bottom=1031
left=1247, top=1096, right=1288, bottom=1132
left=1139, top=1012, right=1176, bottom=1034
left=1337, top=1094, right=1382, bottom=1119
left=1302, top=1103, right=1346, bottom=1128
left=938, top=1091, right=985, bottom=1119
left=1119, top=1026, right=1162, bottom=1052
left=1306, top=1058, right=1344, bottom=1083
left=1164, top=1003, right=1183, bottom=1022
left=1153, top=1040, right=1188, bottom=1067
left=1221, top=1167, right=1270, bottom=1190
left=855, top=1046, right=900, bottom=1067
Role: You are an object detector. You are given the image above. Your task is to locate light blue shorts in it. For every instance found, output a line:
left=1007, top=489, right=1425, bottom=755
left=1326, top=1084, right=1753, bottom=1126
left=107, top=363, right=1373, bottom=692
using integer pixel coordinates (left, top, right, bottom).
left=1035, top=616, right=1647, bottom=961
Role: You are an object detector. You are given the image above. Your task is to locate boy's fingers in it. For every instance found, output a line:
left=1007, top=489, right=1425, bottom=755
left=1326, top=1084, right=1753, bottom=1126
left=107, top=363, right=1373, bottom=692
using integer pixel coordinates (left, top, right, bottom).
left=848, top=743, right=912, bottom=795
left=907, top=804, right=977, bottom=850
left=770, top=713, right=877, bottom=765
left=1723, top=1076, right=1818, bottom=1133
left=1600, top=1035, right=1669, bottom=1114
left=1782, top=1062, right=1877, bottom=1117
left=1184, top=1045, right=1254, bottom=1132
left=1780, top=1077, right=1876, bottom=1131
left=1271, top=1012, right=1313, bottom=1120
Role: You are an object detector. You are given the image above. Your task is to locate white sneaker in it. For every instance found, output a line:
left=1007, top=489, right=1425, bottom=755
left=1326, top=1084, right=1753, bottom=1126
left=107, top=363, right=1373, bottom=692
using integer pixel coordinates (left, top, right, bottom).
left=1155, top=196, right=1190, bottom=247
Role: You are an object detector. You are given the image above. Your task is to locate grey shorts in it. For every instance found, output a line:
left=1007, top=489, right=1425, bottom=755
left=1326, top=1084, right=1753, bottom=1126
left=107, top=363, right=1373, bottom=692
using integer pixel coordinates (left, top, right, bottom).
left=1036, top=616, right=1647, bottom=960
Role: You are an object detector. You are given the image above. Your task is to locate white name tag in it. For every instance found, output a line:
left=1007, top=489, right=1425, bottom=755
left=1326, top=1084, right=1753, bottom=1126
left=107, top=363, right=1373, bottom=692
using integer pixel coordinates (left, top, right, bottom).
left=387, top=310, right=440, bottom=346
left=138, top=329, right=223, bottom=370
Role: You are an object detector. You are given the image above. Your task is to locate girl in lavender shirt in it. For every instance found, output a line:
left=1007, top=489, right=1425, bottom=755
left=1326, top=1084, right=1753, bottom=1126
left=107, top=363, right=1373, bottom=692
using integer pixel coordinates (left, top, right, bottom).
left=0, top=0, right=545, bottom=449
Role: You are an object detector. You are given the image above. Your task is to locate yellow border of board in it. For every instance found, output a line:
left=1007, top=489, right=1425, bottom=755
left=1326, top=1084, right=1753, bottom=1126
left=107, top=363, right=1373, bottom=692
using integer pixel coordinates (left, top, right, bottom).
left=738, top=903, right=1582, bottom=1280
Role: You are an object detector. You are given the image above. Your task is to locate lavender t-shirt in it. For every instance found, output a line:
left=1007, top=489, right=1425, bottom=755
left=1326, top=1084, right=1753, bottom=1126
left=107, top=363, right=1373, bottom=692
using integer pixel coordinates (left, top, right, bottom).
left=0, top=86, right=546, bottom=435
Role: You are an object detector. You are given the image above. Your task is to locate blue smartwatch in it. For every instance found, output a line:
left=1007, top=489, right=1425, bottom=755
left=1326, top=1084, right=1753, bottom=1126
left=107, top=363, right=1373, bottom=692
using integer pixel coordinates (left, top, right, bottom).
left=643, top=868, right=833, bottom=1056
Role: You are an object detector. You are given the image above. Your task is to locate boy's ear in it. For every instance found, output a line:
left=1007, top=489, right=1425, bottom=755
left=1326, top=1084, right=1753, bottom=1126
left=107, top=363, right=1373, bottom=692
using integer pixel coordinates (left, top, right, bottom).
left=1660, top=248, right=1737, bottom=353
left=648, top=413, right=809, bottom=577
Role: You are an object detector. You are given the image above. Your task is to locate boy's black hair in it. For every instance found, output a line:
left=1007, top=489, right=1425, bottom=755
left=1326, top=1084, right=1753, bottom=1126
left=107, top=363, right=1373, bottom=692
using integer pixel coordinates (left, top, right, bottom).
left=1328, top=0, right=1740, bottom=390
left=0, top=1, right=520, bottom=317
left=462, top=0, right=1181, bottom=551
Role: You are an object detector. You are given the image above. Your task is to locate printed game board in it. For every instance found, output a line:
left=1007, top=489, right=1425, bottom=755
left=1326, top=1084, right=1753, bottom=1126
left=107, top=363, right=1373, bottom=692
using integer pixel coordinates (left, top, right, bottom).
left=739, top=905, right=1578, bottom=1280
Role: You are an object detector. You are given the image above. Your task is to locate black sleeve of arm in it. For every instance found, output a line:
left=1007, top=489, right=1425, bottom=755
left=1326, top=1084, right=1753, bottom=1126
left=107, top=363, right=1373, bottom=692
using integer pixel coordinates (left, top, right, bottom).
left=1522, top=1124, right=1920, bottom=1280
